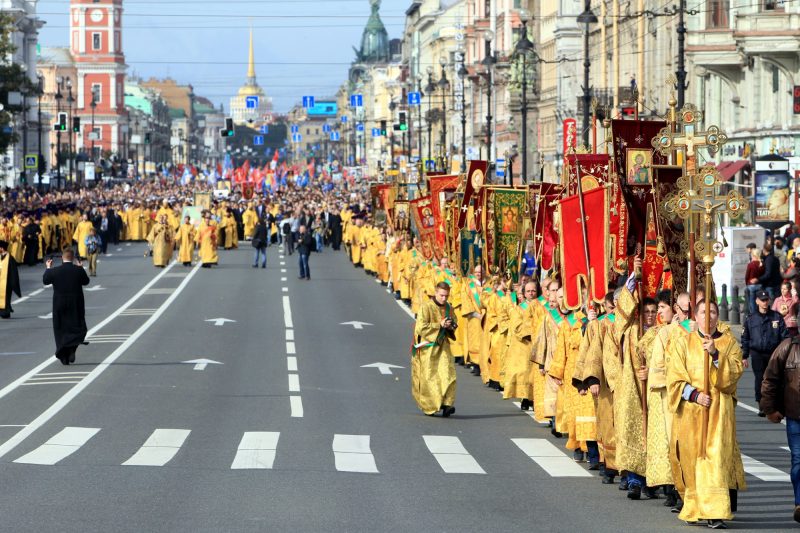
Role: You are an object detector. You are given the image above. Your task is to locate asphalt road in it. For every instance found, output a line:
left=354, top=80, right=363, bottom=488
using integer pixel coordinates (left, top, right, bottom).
left=0, top=243, right=795, bottom=532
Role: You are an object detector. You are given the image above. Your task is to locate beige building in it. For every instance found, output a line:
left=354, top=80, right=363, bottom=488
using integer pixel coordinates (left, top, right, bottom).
left=229, top=29, right=274, bottom=127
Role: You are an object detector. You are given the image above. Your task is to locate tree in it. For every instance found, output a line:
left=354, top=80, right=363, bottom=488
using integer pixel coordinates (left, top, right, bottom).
left=0, top=14, right=37, bottom=156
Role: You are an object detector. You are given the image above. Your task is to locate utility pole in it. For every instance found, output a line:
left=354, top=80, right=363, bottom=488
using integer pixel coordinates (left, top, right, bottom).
left=676, top=0, right=688, bottom=109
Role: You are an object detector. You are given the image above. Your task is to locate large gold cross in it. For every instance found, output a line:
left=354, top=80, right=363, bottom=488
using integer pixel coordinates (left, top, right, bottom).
left=652, top=104, right=728, bottom=174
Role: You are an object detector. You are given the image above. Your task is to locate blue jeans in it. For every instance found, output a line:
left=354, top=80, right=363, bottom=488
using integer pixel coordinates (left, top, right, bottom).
left=587, top=441, right=600, bottom=465
left=746, top=284, right=761, bottom=316
left=253, top=247, right=266, bottom=267
left=315, top=233, right=324, bottom=252
left=299, top=253, right=310, bottom=278
left=788, top=418, right=800, bottom=505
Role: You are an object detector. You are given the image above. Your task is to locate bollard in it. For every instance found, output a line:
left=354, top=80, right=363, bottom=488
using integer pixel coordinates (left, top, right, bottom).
left=719, top=284, right=729, bottom=322
left=730, top=285, right=741, bottom=325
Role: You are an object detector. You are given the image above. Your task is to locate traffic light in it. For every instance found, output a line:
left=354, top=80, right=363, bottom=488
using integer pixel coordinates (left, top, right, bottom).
left=399, top=112, right=407, bottom=131
left=220, top=117, right=235, bottom=138
left=621, top=106, right=635, bottom=117
left=53, top=112, right=67, bottom=131
left=72, top=116, right=80, bottom=133
left=794, top=85, right=800, bottom=115
left=380, top=120, right=387, bottom=136
left=144, top=132, right=151, bottom=144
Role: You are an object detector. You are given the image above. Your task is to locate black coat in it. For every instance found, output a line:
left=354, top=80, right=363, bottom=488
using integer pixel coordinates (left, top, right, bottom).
left=741, top=308, right=790, bottom=358
left=297, top=232, right=314, bottom=255
left=43, top=262, right=90, bottom=356
left=0, top=253, right=21, bottom=317
left=758, top=254, right=783, bottom=289
left=252, top=222, right=268, bottom=250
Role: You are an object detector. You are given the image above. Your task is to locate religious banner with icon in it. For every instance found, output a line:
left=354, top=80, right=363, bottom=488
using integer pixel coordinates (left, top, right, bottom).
left=457, top=160, right=488, bottom=229
left=392, top=200, right=410, bottom=232
left=483, top=187, right=526, bottom=277
left=410, top=195, right=438, bottom=259
left=428, top=174, right=461, bottom=254
left=557, top=186, right=610, bottom=310
left=528, top=182, right=562, bottom=272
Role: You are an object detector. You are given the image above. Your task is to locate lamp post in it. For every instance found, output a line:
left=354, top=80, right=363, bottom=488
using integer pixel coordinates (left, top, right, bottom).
left=513, top=10, right=535, bottom=183
left=425, top=66, right=436, bottom=170
left=416, top=74, right=424, bottom=168
left=458, top=60, right=468, bottom=174
left=389, top=100, right=397, bottom=170
left=90, top=85, right=98, bottom=162
left=481, top=31, right=496, bottom=181
left=55, top=77, right=63, bottom=188
left=36, top=74, right=43, bottom=189
left=577, top=0, right=598, bottom=149
left=66, top=78, right=73, bottom=184
left=437, top=57, right=450, bottom=172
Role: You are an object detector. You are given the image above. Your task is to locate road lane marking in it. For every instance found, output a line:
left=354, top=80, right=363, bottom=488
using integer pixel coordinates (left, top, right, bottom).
left=741, top=453, right=790, bottom=482
left=288, top=374, right=300, bottom=392
left=144, top=288, right=176, bottom=295
left=285, top=329, right=294, bottom=341
left=119, top=309, right=157, bottom=316
left=281, top=277, right=287, bottom=281
left=287, top=357, right=297, bottom=371
left=395, top=300, right=415, bottom=319
left=86, top=334, right=131, bottom=343
left=28, top=288, right=44, bottom=297
left=122, top=429, right=191, bottom=466
left=282, top=287, right=288, bottom=292
left=281, top=269, right=286, bottom=273
left=231, top=432, right=280, bottom=469
left=286, top=342, right=296, bottom=354
left=511, top=438, right=593, bottom=477
left=423, top=436, right=485, bottom=474
left=280, top=261, right=285, bottom=266
left=282, top=296, right=293, bottom=328
left=0, top=262, right=199, bottom=461
left=333, top=434, right=379, bottom=473
left=739, top=400, right=786, bottom=425
left=290, top=396, right=303, bottom=418
left=14, top=427, right=100, bottom=465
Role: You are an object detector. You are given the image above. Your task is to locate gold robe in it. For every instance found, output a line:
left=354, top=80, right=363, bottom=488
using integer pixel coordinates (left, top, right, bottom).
left=437, top=269, right=464, bottom=358
left=412, top=300, right=457, bottom=415
left=532, top=303, right=563, bottom=422
left=242, top=208, right=258, bottom=238
left=196, top=221, right=219, bottom=265
left=460, top=277, right=483, bottom=365
left=146, top=222, right=174, bottom=267
left=72, top=220, right=95, bottom=259
left=502, top=299, right=535, bottom=400
left=667, top=330, right=746, bottom=522
left=581, top=314, right=618, bottom=469
left=176, top=223, right=196, bottom=264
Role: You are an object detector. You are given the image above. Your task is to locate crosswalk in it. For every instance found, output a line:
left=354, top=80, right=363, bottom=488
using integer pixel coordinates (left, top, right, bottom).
left=8, top=426, right=793, bottom=482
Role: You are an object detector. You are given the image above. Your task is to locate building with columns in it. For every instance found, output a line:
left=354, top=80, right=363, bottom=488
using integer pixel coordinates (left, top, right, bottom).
left=69, top=0, right=128, bottom=159
left=230, top=29, right=273, bottom=127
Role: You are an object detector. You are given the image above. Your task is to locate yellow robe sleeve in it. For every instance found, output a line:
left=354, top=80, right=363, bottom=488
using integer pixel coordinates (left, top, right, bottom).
left=711, top=334, right=744, bottom=396
left=548, top=323, right=568, bottom=381
left=415, top=302, right=442, bottom=343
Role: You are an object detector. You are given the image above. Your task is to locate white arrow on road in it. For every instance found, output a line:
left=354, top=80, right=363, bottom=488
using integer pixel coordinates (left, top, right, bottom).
left=38, top=312, right=52, bottom=319
left=86, top=285, right=106, bottom=292
left=182, top=358, right=223, bottom=371
left=361, top=362, right=405, bottom=375
left=341, top=321, right=374, bottom=330
left=205, top=318, right=236, bottom=327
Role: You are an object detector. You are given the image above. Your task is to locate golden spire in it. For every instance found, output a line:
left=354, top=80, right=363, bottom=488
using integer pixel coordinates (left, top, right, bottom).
left=247, top=26, right=256, bottom=81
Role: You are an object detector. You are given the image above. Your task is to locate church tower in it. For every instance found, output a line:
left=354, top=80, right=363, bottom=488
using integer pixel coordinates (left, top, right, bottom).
left=230, top=28, right=273, bottom=126
left=70, top=0, right=127, bottom=158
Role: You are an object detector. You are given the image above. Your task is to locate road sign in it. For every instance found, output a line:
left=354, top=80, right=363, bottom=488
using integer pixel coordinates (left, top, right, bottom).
left=356, top=123, right=364, bottom=132
left=322, top=124, right=331, bottom=133
left=24, top=154, right=37, bottom=169
left=341, top=116, right=348, bottom=123
left=371, top=128, right=381, bottom=137
left=302, top=96, right=315, bottom=108
left=290, top=125, right=299, bottom=133
left=350, top=94, right=363, bottom=107
left=253, top=135, right=264, bottom=146
left=292, top=133, right=302, bottom=143
left=496, top=159, right=506, bottom=178
left=408, top=92, right=421, bottom=106
left=259, top=125, right=269, bottom=134
left=245, top=95, right=259, bottom=109
left=330, top=131, right=341, bottom=141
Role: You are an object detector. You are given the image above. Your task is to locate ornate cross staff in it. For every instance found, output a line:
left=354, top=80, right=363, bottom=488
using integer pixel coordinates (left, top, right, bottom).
left=665, top=165, right=748, bottom=458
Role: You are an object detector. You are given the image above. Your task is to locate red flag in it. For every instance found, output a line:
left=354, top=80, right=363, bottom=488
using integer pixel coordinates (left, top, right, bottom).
left=457, top=160, right=487, bottom=229
left=558, top=186, right=609, bottom=310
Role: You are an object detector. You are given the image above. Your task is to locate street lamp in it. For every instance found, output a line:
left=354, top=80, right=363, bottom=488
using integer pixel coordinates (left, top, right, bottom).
left=437, top=56, right=450, bottom=172
left=90, top=85, right=99, bottom=162
left=416, top=74, right=424, bottom=169
left=577, top=0, right=598, bottom=149
left=55, top=77, right=63, bottom=188
left=36, top=73, right=44, bottom=189
left=66, top=78, right=73, bottom=184
left=458, top=60, right=468, bottom=174
left=425, top=66, right=436, bottom=170
left=389, top=99, right=397, bottom=170
left=513, top=9, right=535, bottom=183
left=481, top=31, right=496, bottom=181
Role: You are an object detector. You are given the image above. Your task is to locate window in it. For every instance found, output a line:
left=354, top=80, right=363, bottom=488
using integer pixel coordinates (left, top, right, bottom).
left=706, top=0, right=729, bottom=29
left=485, top=0, right=491, bottom=18
left=91, top=127, right=102, bottom=140
left=91, top=83, right=102, bottom=104
left=763, top=0, right=785, bottom=10
left=92, top=32, right=101, bottom=50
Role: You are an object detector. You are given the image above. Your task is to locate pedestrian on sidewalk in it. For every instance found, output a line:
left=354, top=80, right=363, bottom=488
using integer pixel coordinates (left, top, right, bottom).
left=297, top=225, right=313, bottom=280
left=84, top=227, right=102, bottom=277
left=773, top=281, right=799, bottom=336
left=760, top=335, right=800, bottom=523
left=43, top=247, right=90, bottom=365
left=745, top=248, right=764, bottom=317
left=742, top=289, right=788, bottom=415
left=252, top=217, right=268, bottom=269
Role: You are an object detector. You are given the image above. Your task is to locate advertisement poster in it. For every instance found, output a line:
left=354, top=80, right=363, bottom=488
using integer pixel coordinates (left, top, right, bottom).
left=754, top=165, right=790, bottom=229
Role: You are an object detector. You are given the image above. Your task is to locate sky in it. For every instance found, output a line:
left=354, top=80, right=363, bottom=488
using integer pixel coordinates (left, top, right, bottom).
left=36, top=0, right=411, bottom=113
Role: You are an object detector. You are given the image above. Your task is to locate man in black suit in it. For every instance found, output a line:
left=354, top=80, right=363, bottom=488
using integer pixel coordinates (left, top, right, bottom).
left=328, top=208, right=343, bottom=251
left=94, top=207, right=112, bottom=254
left=43, top=247, right=90, bottom=365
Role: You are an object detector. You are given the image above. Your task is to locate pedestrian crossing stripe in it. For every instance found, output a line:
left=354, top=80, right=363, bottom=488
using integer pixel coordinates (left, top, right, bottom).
left=119, top=309, right=157, bottom=316
left=22, top=372, right=89, bottom=386
left=144, top=288, right=176, bottom=295
left=86, top=334, right=130, bottom=343
left=10, top=428, right=794, bottom=480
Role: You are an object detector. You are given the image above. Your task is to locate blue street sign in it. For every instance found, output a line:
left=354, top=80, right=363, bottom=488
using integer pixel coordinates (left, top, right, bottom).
left=292, top=133, right=302, bottom=143
left=341, top=116, right=348, bottom=123
left=350, top=94, right=363, bottom=107
left=330, top=132, right=340, bottom=141
left=245, top=95, right=259, bottom=109
left=259, top=125, right=269, bottom=134
left=356, top=123, right=364, bottom=132
left=495, top=159, right=506, bottom=178
left=371, top=128, right=381, bottom=137
left=302, top=96, right=315, bottom=108
left=253, top=135, right=264, bottom=146
left=290, top=125, right=299, bottom=133
left=322, top=124, right=331, bottom=133
left=408, top=92, right=421, bottom=106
